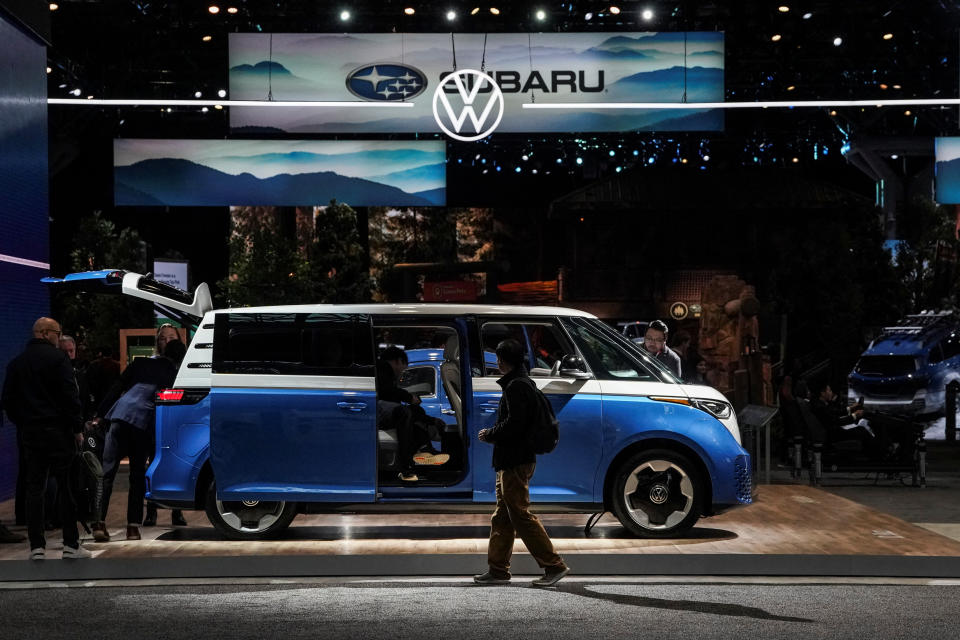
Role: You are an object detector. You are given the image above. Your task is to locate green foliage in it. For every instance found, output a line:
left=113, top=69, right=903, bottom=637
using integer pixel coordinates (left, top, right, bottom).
left=56, top=212, right=152, bottom=353
left=219, top=202, right=370, bottom=307
left=368, top=207, right=458, bottom=301
left=891, top=197, right=959, bottom=313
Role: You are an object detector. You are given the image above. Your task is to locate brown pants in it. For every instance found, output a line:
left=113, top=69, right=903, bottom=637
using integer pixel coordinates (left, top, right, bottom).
left=487, top=463, right=567, bottom=578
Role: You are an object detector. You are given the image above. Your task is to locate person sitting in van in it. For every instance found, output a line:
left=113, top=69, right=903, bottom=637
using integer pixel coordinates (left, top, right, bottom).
left=376, top=346, right=449, bottom=482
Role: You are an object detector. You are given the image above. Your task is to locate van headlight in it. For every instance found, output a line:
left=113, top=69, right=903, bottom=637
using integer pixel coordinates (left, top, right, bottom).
left=691, top=398, right=732, bottom=420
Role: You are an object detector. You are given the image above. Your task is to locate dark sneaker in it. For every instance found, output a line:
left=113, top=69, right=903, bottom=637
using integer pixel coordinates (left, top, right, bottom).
left=0, top=524, right=25, bottom=544
left=473, top=571, right=511, bottom=585
left=171, top=510, right=188, bottom=527
left=29, top=547, right=45, bottom=560
left=398, top=471, right=419, bottom=482
left=531, top=567, right=569, bottom=587
left=91, top=522, right=110, bottom=543
left=63, top=545, right=93, bottom=559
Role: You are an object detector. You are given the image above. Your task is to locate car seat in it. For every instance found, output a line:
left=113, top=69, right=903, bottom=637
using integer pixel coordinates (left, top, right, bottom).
left=440, top=334, right=463, bottom=436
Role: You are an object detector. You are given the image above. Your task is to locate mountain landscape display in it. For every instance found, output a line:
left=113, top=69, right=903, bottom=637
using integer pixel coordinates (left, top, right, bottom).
left=935, top=158, right=960, bottom=204
left=115, top=158, right=444, bottom=207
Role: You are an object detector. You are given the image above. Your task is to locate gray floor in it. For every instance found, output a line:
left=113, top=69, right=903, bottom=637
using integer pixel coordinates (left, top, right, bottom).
left=0, top=579, right=958, bottom=639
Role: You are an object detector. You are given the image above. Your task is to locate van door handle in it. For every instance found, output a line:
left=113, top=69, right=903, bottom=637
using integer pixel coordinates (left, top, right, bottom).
left=337, top=402, right=367, bottom=412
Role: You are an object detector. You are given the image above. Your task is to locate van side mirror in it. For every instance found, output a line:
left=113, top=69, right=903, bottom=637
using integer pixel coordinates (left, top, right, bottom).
left=559, top=354, right=592, bottom=379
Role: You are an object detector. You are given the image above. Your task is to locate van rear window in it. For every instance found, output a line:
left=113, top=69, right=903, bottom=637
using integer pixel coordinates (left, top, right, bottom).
left=854, top=355, right=916, bottom=377
left=213, top=313, right=374, bottom=376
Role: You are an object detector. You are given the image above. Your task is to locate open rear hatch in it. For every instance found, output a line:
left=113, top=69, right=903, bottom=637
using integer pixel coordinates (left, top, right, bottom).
left=42, top=269, right=213, bottom=327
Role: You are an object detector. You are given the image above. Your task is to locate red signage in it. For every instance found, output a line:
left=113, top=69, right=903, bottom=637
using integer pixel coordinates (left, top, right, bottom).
left=423, top=280, right=478, bottom=302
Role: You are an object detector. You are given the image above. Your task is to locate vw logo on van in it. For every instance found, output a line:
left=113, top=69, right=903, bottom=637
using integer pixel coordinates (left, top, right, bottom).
left=649, top=484, right=669, bottom=505
left=346, top=63, right=427, bottom=101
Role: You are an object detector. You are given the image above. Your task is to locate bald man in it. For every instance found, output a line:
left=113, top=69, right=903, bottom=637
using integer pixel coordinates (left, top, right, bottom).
left=2, top=317, right=90, bottom=559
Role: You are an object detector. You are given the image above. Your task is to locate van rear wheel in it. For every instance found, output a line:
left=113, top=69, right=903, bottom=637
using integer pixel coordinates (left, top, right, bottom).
left=205, top=480, right=297, bottom=540
left=610, top=449, right=703, bottom=538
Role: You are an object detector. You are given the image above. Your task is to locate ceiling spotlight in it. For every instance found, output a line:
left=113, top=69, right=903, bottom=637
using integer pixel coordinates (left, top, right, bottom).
left=208, top=5, right=219, bottom=14
left=829, top=110, right=837, bottom=116
left=585, top=12, right=593, bottom=20
left=893, top=84, right=902, bottom=89
left=340, top=10, right=351, bottom=20
left=778, top=5, right=789, bottom=13
left=447, top=10, right=457, bottom=20
left=71, top=88, right=81, bottom=96
left=802, top=12, right=813, bottom=19
left=404, top=7, right=415, bottom=15
left=490, top=7, right=500, bottom=15
left=49, top=3, right=58, bottom=10
left=833, top=36, right=843, bottom=46
left=202, top=35, right=212, bottom=42
left=879, top=83, right=888, bottom=90
left=904, top=110, right=911, bottom=116
left=227, top=6, right=237, bottom=14
left=214, top=104, right=223, bottom=110
left=641, top=9, right=653, bottom=21
left=218, top=89, right=227, bottom=97
left=609, top=6, right=621, bottom=14
left=46, top=66, right=51, bottom=74
left=786, top=85, right=795, bottom=91
left=195, top=91, right=202, bottom=98
left=471, top=7, right=480, bottom=15
left=86, top=95, right=94, bottom=100
left=771, top=34, right=782, bottom=42
left=792, top=157, right=799, bottom=163
left=883, top=33, right=893, bottom=40
left=202, top=107, right=209, bottom=113
left=535, top=9, right=546, bottom=21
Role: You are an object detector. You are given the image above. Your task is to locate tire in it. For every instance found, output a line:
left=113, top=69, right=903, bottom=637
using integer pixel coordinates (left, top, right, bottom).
left=610, top=448, right=703, bottom=538
left=204, top=480, right=298, bottom=540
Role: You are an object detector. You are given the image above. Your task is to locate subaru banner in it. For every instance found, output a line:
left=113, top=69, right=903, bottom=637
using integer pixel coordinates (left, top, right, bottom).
left=229, top=32, right=724, bottom=135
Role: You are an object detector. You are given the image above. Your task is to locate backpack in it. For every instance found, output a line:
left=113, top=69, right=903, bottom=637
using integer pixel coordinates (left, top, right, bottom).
left=517, top=378, right=560, bottom=454
left=68, top=450, right=104, bottom=533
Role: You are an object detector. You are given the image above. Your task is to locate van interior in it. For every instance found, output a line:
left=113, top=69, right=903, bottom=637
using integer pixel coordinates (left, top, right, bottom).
left=374, top=324, right=467, bottom=487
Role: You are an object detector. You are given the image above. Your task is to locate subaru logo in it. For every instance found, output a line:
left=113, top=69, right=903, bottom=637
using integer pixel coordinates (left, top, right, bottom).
left=346, top=64, right=427, bottom=101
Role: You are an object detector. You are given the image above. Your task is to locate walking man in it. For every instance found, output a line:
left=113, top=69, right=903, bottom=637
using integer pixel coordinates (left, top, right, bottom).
left=1, top=317, right=91, bottom=559
left=474, top=338, right=569, bottom=587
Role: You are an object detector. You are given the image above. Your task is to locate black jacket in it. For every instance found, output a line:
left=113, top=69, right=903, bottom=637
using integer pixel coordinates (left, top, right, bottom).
left=485, top=367, right=537, bottom=471
left=1, top=338, right=82, bottom=451
left=376, top=359, right=414, bottom=405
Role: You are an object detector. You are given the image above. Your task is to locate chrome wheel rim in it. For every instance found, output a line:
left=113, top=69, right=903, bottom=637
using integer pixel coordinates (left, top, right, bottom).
left=216, top=498, right=285, bottom=533
left=622, top=459, right=694, bottom=530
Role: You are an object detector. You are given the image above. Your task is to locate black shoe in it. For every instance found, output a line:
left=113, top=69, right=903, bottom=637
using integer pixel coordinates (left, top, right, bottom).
left=142, top=515, right=157, bottom=527
left=171, top=510, right=187, bottom=527
left=0, top=524, right=25, bottom=544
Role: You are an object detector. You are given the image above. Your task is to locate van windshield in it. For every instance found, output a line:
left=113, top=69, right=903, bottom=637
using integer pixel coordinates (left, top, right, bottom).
left=571, top=318, right=681, bottom=384
left=854, top=355, right=916, bottom=377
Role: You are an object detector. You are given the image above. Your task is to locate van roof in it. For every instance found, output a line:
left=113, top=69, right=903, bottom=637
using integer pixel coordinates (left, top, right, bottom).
left=210, top=303, right=598, bottom=318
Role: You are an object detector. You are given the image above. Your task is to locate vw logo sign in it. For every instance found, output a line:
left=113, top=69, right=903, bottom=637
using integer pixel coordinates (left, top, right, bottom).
left=346, top=63, right=427, bottom=101
left=432, top=69, right=504, bottom=142
left=649, top=483, right=669, bottom=505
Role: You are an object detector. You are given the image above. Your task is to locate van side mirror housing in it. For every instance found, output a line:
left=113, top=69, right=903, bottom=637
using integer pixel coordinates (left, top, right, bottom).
left=559, top=354, right=592, bottom=379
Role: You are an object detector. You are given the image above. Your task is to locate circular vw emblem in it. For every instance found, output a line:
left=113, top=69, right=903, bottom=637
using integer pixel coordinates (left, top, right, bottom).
left=649, top=483, right=669, bottom=505
left=432, top=69, right=504, bottom=142
left=346, top=63, right=427, bottom=101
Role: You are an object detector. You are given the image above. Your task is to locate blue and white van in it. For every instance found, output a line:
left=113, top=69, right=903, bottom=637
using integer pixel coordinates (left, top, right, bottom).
left=44, top=270, right=752, bottom=540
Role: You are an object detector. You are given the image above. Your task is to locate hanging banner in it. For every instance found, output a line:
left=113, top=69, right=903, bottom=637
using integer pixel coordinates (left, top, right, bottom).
left=229, top=32, right=724, bottom=134
left=114, top=139, right=446, bottom=206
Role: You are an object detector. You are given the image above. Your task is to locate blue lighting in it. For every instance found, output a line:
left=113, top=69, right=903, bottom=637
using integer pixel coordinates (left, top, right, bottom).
left=615, top=166, right=622, bottom=173
left=556, top=158, right=563, bottom=164
left=632, top=150, right=639, bottom=156
left=648, top=157, right=655, bottom=164
left=515, top=166, right=521, bottom=173
left=608, top=150, right=615, bottom=156
left=575, top=157, right=583, bottom=165
left=496, top=165, right=502, bottom=172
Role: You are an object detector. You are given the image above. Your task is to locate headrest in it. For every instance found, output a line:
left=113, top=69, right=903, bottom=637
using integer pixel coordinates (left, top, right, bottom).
left=444, top=334, right=459, bottom=360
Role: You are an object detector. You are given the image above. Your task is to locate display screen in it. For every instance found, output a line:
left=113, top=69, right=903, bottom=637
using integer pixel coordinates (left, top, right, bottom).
left=114, top=139, right=446, bottom=207
left=228, top=32, right=725, bottom=134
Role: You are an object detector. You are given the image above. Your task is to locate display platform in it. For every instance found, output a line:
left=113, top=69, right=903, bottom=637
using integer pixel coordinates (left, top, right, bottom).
left=2, top=483, right=959, bottom=581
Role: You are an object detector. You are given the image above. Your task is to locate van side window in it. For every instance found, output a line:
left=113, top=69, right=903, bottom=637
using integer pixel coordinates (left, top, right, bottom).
left=942, top=333, right=960, bottom=360
left=480, top=320, right=575, bottom=377
left=564, top=321, right=657, bottom=381
left=213, top=313, right=374, bottom=376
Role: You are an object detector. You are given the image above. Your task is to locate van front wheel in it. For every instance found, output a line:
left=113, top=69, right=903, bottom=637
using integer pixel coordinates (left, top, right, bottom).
left=205, top=480, right=298, bottom=540
left=610, top=449, right=703, bottom=538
